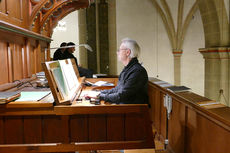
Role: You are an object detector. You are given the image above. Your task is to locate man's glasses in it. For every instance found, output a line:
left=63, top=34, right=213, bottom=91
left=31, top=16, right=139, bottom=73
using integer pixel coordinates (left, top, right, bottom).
left=117, top=48, right=128, bottom=53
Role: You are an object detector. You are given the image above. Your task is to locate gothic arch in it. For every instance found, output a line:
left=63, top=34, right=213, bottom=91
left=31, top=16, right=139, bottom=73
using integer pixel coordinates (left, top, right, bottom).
left=198, top=0, right=229, bottom=47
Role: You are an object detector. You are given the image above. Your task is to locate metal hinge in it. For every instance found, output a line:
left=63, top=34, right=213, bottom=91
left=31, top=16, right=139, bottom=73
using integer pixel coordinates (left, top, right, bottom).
left=165, top=139, right=169, bottom=145
left=164, top=94, right=172, bottom=119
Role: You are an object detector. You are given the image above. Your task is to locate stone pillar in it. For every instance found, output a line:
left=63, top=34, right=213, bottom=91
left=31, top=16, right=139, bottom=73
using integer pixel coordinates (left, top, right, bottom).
left=98, top=0, right=109, bottom=74
left=108, top=0, right=117, bottom=75
left=173, top=50, right=183, bottom=86
left=200, top=48, right=230, bottom=105
left=78, top=9, right=88, bottom=68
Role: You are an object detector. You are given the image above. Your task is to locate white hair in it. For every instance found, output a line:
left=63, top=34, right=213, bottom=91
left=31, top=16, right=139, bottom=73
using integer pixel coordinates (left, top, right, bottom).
left=121, top=38, right=140, bottom=58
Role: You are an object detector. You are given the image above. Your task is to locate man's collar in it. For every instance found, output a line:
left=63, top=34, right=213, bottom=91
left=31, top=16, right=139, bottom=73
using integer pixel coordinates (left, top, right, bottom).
left=124, top=58, right=138, bottom=69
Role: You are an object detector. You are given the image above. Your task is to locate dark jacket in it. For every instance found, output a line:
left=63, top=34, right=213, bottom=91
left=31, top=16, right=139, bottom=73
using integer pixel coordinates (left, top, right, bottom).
left=53, top=49, right=65, bottom=60
left=99, top=58, right=149, bottom=104
left=63, top=51, right=93, bottom=78
left=63, top=51, right=79, bottom=66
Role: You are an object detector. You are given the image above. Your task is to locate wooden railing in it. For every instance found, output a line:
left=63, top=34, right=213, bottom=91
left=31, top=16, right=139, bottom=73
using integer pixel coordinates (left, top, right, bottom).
left=148, top=78, right=230, bottom=153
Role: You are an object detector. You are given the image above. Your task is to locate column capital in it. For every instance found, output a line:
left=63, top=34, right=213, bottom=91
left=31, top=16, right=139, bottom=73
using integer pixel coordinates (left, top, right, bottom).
left=199, top=47, right=230, bottom=59
left=172, top=49, right=183, bottom=57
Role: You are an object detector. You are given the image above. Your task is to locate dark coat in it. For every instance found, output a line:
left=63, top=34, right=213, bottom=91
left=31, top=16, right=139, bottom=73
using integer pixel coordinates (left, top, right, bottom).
left=99, top=58, right=149, bottom=104
left=53, top=49, right=65, bottom=60
left=63, top=51, right=93, bottom=78
left=63, top=50, right=79, bottom=66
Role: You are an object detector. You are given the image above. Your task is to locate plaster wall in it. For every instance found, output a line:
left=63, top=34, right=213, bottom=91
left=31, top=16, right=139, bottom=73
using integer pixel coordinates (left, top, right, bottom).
left=116, top=0, right=173, bottom=84
left=116, top=0, right=205, bottom=95
left=181, top=10, right=205, bottom=95
left=50, top=11, right=79, bottom=60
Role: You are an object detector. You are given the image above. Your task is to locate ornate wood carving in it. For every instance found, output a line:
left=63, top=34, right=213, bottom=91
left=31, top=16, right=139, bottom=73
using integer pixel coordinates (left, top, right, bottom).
left=0, top=0, right=91, bottom=85
left=29, top=0, right=90, bottom=37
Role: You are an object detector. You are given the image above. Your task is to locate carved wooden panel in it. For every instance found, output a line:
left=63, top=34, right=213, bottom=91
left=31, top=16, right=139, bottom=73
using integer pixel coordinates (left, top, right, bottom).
left=0, top=0, right=28, bottom=28
left=43, top=115, right=64, bottom=143
left=0, top=109, right=154, bottom=151
left=125, top=113, right=145, bottom=141
left=88, top=114, right=107, bottom=141
left=29, top=44, right=36, bottom=75
left=10, top=43, right=23, bottom=81
left=0, top=36, right=48, bottom=85
left=23, top=116, right=42, bottom=143
left=107, top=114, right=125, bottom=141
left=0, top=117, right=3, bottom=144
left=168, top=99, right=186, bottom=153
left=0, top=41, right=9, bottom=84
left=7, top=0, right=23, bottom=21
left=70, top=115, right=89, bottom=142
left=0, top=0, right=6, bottom=13
left=4, top=116, right=24, bottom=144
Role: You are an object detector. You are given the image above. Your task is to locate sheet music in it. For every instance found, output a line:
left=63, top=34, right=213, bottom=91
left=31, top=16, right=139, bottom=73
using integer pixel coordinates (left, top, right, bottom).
left=59, top=59, right=79, bottom=90
left=51, top=67, right=67, bottom=99
left=58, top=59, right=79, bottom=99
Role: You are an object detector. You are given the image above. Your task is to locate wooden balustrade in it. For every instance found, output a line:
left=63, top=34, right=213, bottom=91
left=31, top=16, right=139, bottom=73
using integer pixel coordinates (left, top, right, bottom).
left=148, top=78, right=230, bottom=153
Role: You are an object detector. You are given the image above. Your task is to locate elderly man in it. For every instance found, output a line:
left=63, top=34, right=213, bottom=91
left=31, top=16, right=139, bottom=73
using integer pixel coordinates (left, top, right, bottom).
left=99, top=38, right=149, bottom=104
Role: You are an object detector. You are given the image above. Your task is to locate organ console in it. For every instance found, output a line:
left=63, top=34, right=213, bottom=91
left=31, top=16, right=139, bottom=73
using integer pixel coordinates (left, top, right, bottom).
left=0, top=59, right=155, bottom=153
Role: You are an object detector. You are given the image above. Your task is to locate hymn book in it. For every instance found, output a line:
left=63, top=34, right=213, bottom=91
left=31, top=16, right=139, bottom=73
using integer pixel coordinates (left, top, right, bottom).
left=0, top=92, right=21, bottom=104
left=167, top=86, right=191, bottom=93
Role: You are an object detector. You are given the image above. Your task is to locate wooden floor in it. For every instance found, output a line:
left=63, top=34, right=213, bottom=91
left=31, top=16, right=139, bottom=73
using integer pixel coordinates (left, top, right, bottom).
left=77, top=139, right=166, bottom=153
left=77, top=129, right=167, bottom=153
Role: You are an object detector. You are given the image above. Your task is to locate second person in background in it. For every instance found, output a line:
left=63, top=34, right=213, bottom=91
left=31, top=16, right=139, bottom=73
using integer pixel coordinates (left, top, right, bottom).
left=64, top=42, right=93, bottom=78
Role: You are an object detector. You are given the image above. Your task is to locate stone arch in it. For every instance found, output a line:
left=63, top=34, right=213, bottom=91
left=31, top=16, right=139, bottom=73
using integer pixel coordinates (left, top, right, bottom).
left=198, top=0, right=229, bottom=47
left=199, top=0, right=230, bottom=105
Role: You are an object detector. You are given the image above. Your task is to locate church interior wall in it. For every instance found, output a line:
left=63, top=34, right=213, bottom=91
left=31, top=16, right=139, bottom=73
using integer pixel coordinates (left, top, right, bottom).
left=116, top=0, right=205, bottom=95
left=181, top=10, right=205, bottom=96
left=116, top=0, right=174, bottom=84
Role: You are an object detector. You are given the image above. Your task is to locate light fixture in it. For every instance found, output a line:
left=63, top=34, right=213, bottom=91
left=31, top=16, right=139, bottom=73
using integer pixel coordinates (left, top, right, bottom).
left=53, top=21, right=67, bottom=32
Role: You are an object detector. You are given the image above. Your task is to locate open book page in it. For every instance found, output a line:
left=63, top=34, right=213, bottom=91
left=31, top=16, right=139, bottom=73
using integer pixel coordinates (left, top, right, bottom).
left=59, top=59, right=79, bottom=99
left=51, top=67, right=68, bottom=99
left=15, top=91, right=51, bottom=101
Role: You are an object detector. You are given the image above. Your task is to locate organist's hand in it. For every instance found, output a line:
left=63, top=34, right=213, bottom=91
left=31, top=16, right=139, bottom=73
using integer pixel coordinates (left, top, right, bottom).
left=84, top=91, right=100, bottom=99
